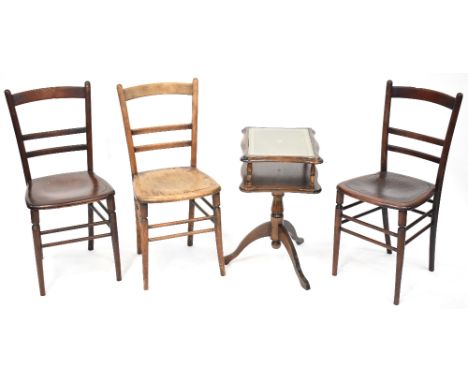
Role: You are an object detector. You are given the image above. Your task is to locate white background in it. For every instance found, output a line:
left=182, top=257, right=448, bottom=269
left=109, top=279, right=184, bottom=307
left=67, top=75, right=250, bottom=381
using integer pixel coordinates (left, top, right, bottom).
left=1, top=1, right=468, bottom=381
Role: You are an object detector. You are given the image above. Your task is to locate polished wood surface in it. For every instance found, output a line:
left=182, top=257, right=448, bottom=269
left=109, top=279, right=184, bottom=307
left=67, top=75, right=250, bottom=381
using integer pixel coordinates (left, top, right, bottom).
left=26, top=171, right=115, bottom=209
left=332, top=80, right=463, bottom=305
left=338, top=172, right=435, bottom=210
left=117, top=79, right=224, bottom=289
left=12, top=86, right=86, bottom=105
left=4, top=82, right=122, bottom=295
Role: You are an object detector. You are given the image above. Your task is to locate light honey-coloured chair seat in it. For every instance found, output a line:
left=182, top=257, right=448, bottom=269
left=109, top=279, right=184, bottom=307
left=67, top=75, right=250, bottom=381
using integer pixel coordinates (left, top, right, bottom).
left=133, top=167, right=221, bottom=203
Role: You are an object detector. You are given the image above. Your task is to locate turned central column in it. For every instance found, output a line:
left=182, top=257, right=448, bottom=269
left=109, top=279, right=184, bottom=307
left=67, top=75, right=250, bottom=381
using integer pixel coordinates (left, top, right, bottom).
left=271, top=192, right=284, bottom=249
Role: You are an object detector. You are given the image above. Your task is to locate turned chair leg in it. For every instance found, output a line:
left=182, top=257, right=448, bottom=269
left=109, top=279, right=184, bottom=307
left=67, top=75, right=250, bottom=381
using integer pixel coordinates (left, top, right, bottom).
left=139, top=202, right=149, bottom=290
left=134, top=199, right=142, bottom=255
left=187, top=199, right=195, bottom=247
left=394, top=210, right=407, bottom=305
left=429, top=195, right=440, bottom=272
left=107, top=196, right=122, bottom=281
left=31, top=209, right=46, bottom=296
left=88, top=203, right=94, bottom=251
left=212, top=193, right=225, bottom=276
left=382, top=207, right=392, bottom=254
left=332, top=190, right=344, bottom=276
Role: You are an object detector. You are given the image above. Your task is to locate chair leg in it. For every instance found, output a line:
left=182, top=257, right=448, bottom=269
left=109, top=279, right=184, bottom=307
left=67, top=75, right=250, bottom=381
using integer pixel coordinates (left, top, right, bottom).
left=31, top=209, right=46, bottom=296
left=212, top=193, right=226, bottom=276
left=187, top=199, right=195, bottom=247
left=139, top=202, right=149, bottom=290
left=332, top=189, right=344, bottom=276
left=88, top=203, right=94, bottom=251
left=134, top=199, right=142, bottom=255
left=394, top=210, right=407, bottom=305
left=107, top=196, right=122, bottom=282
left=382, top=207, right=392, bottom=254
left=429, top=195, right=440, bottom=272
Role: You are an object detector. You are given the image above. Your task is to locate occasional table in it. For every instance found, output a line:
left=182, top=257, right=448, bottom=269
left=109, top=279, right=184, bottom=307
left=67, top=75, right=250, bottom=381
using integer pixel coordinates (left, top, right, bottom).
left=224, top=127, right=323, bottom=289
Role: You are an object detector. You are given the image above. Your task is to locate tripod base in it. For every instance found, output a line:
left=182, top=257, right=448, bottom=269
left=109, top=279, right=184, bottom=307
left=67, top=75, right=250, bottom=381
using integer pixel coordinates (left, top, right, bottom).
left=224, top=193, right=310, bottom=290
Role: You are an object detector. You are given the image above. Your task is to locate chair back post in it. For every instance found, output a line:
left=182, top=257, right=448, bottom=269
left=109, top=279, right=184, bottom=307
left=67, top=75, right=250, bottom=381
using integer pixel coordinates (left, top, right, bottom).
left=4, top=89, right=32, bottom=184
left=435, top=92, right=463, bottom=195
left=116, top=84, right=138, bottom=176
left=84, top=81, right=93, bottom=172
left=191, top=78, right=199, bottom=168
left=380, top=80, right=393, bottom=172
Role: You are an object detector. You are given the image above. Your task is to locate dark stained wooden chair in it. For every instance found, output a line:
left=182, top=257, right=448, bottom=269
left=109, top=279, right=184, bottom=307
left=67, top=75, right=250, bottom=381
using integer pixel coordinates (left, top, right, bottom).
left=332, top=80, right=463, bottom=305
left=5, top=82, right=122, bottom=296
left=117, top=78, right=224, bottom=290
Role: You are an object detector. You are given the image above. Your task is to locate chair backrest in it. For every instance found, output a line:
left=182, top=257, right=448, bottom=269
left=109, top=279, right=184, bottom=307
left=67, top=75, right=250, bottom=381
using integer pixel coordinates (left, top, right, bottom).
left=116, top=79, right=199, bottom=176
left=381, top=80, right=463, bottom=193
left=4, top=82, right=93, bottom=184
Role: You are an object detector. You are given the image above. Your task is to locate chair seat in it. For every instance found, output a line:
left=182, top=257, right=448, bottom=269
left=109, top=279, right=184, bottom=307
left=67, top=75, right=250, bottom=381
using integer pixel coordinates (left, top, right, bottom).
left=133, top=167, right=221, bottom=203
left=26, top=171, right=115, bottom=209
left=338, top=171, right=435, bottom=209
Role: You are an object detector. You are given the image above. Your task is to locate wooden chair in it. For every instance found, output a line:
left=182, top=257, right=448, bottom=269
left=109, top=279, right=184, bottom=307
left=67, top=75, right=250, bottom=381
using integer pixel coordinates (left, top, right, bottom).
left=4, top=82, right=122, bottom=296
left=117, top=78, right=224, bottom=290
left=332, top=80, right=463, bottom=305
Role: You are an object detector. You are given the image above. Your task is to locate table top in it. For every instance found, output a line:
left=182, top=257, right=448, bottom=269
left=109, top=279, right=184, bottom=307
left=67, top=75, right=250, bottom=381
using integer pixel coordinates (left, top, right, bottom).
left=239, top=127, right=323, bottom=194
left=241, top=127, right=322, bottom=164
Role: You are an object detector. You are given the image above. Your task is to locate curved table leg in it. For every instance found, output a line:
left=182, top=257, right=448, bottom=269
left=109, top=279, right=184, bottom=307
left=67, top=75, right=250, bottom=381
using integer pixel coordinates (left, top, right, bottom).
left=279, top=225, right=310, bottom=290
left=283, top=220, right=304, bottom=245
left=224, top=222, right=271, bottom=265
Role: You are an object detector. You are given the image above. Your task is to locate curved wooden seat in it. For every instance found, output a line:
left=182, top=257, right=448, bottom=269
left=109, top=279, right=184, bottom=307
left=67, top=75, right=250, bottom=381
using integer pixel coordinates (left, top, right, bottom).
left=26, top=171, right=115, bottom=209
left=133, top=167, right=220, bottom=203
left=338, top=172, right=435, bottom=210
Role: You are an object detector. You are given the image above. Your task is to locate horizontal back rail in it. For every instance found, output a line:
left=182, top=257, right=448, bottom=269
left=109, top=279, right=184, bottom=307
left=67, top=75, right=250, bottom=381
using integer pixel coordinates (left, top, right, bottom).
left=22, top=127, right=86, bottom=141
left=131, top=123, right=191, bottom=135
left=392, top=86, right=455, bottom=109
left=13, top=86, right=86, bottom=106
left=123, top=83, right=193, bottom=101
left=387, top=145, right=440, bottom=163
left=26, top=144, right=87, bottom=158
left=134, top=140, right=191, bottom=153
left=388, top=127, right=444, bottom=146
